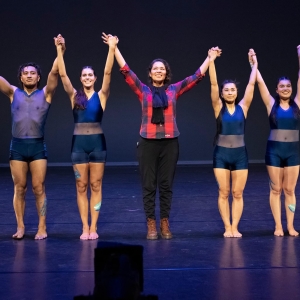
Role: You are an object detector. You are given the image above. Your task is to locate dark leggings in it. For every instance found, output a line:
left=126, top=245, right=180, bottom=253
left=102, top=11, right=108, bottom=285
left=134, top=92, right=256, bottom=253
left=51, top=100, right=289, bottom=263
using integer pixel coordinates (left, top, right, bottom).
left=137, top=137, right=179, bottom=220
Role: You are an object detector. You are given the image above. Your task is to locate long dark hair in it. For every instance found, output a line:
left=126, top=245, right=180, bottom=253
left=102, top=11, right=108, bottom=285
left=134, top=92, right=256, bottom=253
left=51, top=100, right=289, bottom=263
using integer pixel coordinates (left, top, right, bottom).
left=74, top=66, right=97, bottom=110
left=270, top=76, right=300, bottom=123
left=17, top=62, right=42, bottom=88
left=148, top=58, right=172, bottom=85
left=214, top=80, right=240, bottom=146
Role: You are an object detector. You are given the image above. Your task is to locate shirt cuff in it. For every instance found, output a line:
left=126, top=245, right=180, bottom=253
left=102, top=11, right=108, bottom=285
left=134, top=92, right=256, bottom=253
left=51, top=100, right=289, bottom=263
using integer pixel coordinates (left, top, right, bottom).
left=120, top=63, right=130, bottom=73
left=195, top=69, right=205, bottom=79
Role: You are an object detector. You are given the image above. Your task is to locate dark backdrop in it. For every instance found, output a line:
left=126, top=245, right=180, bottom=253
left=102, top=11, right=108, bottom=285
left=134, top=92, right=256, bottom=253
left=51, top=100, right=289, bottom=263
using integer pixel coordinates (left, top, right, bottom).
left=0, top=0, right=300, bottom=164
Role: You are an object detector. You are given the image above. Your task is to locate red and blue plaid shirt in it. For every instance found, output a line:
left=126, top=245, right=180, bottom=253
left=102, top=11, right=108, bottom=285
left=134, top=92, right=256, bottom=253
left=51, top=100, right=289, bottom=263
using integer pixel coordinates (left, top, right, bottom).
left=120, top=64, right=205, bottom=139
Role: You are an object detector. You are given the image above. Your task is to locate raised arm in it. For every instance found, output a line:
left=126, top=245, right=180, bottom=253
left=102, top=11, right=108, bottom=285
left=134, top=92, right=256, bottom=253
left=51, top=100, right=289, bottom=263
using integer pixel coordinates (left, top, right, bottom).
left=99, top=33, right=118, bottom=110
left=55, top=34, right=76, bottom=106
left=44, top=34, right=66, bottom=103
left=294, top=45, right=300, bottom=108
left=239, top=49, right=258, bottom=116
left=252, top=53, right=274, bottom=114
left=208, top=48, right=222, bottom=117
left=0, top=76, right=16, bottom=102
left=102, top=33, right=125, bottom=68
left=102, top=34, right=144, bottom=101
left=173, top=46, right=221, bottom=98
left=114, top=46, right=126, bottom=68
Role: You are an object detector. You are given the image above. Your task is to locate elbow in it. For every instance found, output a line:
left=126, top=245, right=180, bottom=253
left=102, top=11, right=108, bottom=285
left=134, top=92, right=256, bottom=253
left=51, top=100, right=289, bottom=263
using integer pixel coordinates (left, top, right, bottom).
left=104, top=69, right=112, bottom=76
left=59, top=73, right=67, bottom=78
left=50, top=69, right=58, bottom=76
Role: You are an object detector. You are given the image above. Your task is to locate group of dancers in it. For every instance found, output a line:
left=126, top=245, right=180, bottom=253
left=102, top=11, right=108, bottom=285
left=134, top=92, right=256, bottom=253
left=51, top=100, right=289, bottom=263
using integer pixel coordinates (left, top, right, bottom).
left=0, top=33, right=299, bottom=240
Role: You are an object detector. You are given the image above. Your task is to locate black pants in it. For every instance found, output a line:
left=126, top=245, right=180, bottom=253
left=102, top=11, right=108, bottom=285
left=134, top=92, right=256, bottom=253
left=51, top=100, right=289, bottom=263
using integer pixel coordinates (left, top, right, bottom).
left=137, top=137, right=179, bottom=220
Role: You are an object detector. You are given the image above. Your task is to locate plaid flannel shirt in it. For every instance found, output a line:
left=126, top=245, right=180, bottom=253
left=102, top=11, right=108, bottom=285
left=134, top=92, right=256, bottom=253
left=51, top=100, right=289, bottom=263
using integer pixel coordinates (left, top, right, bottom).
left=120, top=64, right=205, bottom=139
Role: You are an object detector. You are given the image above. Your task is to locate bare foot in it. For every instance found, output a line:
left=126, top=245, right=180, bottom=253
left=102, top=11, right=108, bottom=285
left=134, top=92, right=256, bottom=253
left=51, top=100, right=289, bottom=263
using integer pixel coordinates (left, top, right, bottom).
left=35, top=226, right=47, bottom=240
left=80, top=232, right=89, bottom=240
left=288, top=228, right=299, bottom=237
left=274, top=228, right=284, bottom=237
left=88, top=232, right=99, bottom=240
left=232, top=230, right=242, bottom=238
left=223, top=227, right=233, bottom=238
left=12, top=227, right=25, bottom=240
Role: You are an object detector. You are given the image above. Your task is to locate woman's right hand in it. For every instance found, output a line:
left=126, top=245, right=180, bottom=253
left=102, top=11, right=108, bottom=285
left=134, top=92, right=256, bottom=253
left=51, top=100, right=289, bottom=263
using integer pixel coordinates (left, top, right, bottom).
left=102, top=32, right=118, bottom=45
left=54, top=34, right=66, bottom=52
left=248, top=48, right=257, bottom=66
left=208, top=46, right=222, bottom=61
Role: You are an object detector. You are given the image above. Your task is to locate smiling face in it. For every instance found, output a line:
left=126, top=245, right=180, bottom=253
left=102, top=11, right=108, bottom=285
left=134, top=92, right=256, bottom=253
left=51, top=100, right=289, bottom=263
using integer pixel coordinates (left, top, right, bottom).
left=276, top=79, right=292, bottom=101
left=221, top=82, right=238, bottom=103
left=149, top=61, right=167, bottom=86
left=80, top=67, right=97, bottom=89
left=20, top=66, right=40, bottom=89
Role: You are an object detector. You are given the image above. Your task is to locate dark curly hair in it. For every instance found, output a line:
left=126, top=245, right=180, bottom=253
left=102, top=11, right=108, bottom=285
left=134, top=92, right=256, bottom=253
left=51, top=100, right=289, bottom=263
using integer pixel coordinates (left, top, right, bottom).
left=74, top=66, right=97, bottom=110
left=17, top=62, right=42, bottom=88
left=214, top=79, right=240, bottom=146
left=270, top=76, right=300, bottom=124
left=148, top=58, right=172, bottom=85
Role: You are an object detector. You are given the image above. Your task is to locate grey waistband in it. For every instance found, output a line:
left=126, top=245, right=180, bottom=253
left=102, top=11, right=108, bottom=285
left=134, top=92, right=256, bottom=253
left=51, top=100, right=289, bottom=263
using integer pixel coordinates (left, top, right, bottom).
left=217, top=134, right=245, bottom=148
left=268, top=129, right=299, bottom=142
left=73, top=122, right=103, bottom=135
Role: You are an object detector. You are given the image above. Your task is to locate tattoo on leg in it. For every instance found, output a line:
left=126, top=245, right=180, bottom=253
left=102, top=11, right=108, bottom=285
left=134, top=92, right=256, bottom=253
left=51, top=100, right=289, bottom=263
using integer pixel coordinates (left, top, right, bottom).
left=40, top=197, right=47, bottom=216
left=288, top=204, right=296, bottom=213
left=74, top=169, right=81, bottom=179
left=269, top=179, right=275, bottom=191
left=94, top=201, right=102, bottom=211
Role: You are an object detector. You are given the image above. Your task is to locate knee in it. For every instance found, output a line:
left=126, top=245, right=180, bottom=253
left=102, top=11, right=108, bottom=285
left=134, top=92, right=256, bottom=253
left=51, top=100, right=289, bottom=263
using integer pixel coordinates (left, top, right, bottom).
left=14, top=185, right=27, bottom=199
left=270, top=185, right=282, bottom=196
left=219, top=189, right=230, bottom=201
left=283, top=187, right=295, bottom=197
left=90, top=180, right=102, bottom=193
left=76, top=181, right=88, bottom=194
left=232, top=190, right=243, bottom=200
left=32, top=183, right=44, bottom=197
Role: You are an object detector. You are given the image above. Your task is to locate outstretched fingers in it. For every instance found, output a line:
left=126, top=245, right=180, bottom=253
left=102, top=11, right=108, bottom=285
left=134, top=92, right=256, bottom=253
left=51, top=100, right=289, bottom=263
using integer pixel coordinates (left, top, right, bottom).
left=102, top=32, right=119, bottom=46
left=102, top=32, right=109, bottom=44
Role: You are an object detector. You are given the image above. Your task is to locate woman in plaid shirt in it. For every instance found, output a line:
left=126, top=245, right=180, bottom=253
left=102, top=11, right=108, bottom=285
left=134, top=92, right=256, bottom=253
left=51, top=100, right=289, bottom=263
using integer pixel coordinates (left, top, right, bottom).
left=103, top=33, right=219, bottom=239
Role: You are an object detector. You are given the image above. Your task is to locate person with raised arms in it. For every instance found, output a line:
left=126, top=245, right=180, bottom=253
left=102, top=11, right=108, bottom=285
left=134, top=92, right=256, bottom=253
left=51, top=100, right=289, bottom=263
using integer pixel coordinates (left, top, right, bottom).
left=55, top=34, right=118, bottom=240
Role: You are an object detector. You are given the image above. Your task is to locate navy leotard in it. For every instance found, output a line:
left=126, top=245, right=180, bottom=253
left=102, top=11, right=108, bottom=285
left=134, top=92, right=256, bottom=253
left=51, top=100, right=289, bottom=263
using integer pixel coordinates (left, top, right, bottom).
left=71, top=92, right=107, bottom=164
left=213, top=104, right=248, bottom=170
left=265, top=104, right=300, bottom=167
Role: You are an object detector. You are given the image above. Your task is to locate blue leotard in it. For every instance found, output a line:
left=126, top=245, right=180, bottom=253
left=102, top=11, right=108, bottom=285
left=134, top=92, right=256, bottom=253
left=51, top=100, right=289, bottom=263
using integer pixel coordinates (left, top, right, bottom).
left=265, top=104, right=300, bottom=167
left=71, top=92, right=107, bottom=164
left=213, top=104, right=248, bottom=170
